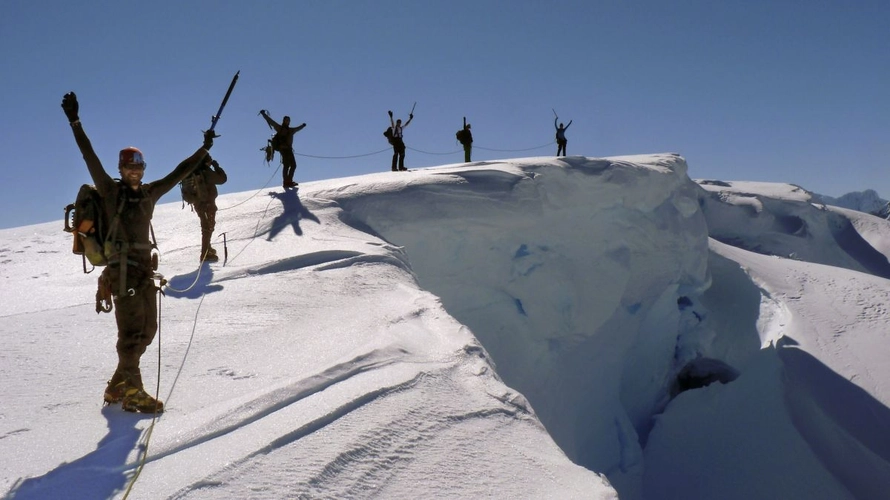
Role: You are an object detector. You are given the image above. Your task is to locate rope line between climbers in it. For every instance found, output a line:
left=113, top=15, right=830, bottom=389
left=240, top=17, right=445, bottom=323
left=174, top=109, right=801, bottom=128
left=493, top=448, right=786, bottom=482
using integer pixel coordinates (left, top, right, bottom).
left=217, top=162, right=282, bottom=212
left=294, top=148, right=391, bottom=159
left=287, top=140, right=558, bottom=161
left=475, top=140, right=556, bottom=152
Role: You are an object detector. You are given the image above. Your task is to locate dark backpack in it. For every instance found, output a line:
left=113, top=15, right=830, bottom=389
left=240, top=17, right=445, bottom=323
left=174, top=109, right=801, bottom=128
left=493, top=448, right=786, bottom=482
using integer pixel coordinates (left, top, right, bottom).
left=180, top=170, right=206, bottom=206
left=383, top=127, right=395, bottom=145
left=64, top=184, right=119, bottom=270
left=456, top=129, right=469, bottom=144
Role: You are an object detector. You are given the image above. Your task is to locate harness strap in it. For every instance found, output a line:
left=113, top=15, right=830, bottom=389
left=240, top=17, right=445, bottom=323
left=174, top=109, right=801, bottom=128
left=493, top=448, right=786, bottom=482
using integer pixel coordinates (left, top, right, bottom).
left=105, top=184, right=159, bottom=297
left=117, top=241, right=130, bottom=297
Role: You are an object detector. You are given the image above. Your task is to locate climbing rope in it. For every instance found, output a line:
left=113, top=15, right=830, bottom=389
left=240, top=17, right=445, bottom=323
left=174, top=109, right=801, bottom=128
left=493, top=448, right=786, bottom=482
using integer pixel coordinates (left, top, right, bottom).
left=116, top=132, right=560, bottom=496
left=217, top=162, right=282, bottom=212
left=294, top=148, right=391, bottom=159
left=121, top=283, right=166, bottom=499
left=475, top=141, right=556, bottom=152
left=407, top=146, right=463, bottom=156
left=289, top=140, right=558, bottom=162
left=117, top=156, right=293, bottom=497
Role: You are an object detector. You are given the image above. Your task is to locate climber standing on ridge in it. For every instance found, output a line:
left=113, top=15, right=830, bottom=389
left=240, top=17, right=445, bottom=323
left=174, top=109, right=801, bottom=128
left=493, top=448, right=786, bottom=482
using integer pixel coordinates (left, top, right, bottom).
left=555, top=116, right=572, bottom=156
left=456, top=117, right=473, bottom=162
left=388, top=109, right=413, bottom=171
left=260, top=109, right=306, bottom=188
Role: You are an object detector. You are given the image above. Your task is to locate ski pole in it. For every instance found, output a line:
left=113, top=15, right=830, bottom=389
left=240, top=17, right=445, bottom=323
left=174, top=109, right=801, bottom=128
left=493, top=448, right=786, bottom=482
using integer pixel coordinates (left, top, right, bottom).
left=209, top=71, right=240, bottom=132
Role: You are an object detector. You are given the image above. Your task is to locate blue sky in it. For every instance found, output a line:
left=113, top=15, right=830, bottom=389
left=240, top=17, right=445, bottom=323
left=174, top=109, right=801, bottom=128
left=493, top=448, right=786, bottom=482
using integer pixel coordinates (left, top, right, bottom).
left=1, top=0, right=888, bottom=229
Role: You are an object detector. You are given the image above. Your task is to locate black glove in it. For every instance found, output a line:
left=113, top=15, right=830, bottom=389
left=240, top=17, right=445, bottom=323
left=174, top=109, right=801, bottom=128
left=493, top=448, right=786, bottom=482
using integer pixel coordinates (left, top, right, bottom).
left=409, top=113, right=413, bottom=120
left=61, top=92, right=79, bottom=123
left=260, top=109, right=267, bottom=116
left=388, top=110, right=393, bottom=117
left=203, top=129, right=220, bottom=150
left=301, top=122, right=307, bottom=127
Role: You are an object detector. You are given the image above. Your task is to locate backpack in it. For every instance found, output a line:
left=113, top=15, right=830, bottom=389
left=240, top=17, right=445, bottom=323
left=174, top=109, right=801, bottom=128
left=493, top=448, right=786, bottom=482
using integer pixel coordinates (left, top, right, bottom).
left=383, top=127, right=394, bottom=145
left=180, top=170, right=206, bottom=206
left=456, top=129, right=469, bottom=144
left=64, top=184, right=109, bottom=269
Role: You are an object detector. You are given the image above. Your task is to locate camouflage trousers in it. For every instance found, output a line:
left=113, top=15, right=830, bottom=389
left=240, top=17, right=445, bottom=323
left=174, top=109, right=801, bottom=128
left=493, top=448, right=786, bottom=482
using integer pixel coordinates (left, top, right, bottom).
left=195, top=202, right=218, bottom=255
left=102, top=265, right=159, bottom=373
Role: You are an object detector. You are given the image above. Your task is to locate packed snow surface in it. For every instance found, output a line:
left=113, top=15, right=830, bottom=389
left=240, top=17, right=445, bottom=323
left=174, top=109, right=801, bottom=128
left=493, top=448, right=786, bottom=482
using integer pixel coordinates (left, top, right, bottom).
left=2, top=154, right=889, bottom=499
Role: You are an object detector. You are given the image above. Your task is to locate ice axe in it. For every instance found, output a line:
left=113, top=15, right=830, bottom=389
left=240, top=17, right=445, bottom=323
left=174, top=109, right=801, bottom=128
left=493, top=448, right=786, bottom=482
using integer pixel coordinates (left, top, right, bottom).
left=208, top=70, right=240, bottom=133
left=219, top=232, right=229, bottom=266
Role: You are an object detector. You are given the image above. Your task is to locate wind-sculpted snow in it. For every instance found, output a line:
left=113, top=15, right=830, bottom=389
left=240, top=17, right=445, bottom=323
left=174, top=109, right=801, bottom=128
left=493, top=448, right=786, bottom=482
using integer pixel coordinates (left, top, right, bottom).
left=3, top=155, right=890, bottom=500
left=327, top=154, right=713, bottom=493
left=698, top=179, right=890, bottom=278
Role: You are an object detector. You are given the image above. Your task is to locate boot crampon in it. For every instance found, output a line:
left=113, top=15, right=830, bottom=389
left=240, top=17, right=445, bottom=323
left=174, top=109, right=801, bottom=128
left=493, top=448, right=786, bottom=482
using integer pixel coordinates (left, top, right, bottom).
left=103, top=370, right=164, bottom=413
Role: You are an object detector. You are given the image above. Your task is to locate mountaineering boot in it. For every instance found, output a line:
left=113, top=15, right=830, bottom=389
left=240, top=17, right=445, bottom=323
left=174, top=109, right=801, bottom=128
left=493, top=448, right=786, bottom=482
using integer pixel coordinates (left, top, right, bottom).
left=105, top=373, right=127, bottom=405
left=202, top=247, right=219, bottom=262
left=121, top=387, right=165, bottom=413
left=105, top=369, right=142, bottom=405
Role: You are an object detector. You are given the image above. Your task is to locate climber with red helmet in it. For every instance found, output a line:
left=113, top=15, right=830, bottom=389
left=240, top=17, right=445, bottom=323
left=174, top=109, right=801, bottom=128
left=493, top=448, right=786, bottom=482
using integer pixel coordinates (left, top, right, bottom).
left=61, top=91, right=218, bottom=414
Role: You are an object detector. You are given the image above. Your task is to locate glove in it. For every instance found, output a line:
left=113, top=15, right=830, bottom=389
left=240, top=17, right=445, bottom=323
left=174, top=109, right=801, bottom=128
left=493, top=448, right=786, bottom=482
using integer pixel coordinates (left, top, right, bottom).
left=409, top=113, right=413, bottom=119
left=388, top=110, right=393, bottom=117
left=202, top=129, right=220, bottom=150
left=301, top=122, right=306, bottom=127
left=210, top=160, right=219, bottom=168
left=260, top=109, right=267, bottom=116
left=61, top=92, right=79, bottom=123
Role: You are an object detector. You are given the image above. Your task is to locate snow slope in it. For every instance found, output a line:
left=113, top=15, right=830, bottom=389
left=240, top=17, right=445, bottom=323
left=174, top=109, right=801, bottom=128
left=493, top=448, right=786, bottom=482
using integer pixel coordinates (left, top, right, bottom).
left=2, top=155, right=889, bottom=499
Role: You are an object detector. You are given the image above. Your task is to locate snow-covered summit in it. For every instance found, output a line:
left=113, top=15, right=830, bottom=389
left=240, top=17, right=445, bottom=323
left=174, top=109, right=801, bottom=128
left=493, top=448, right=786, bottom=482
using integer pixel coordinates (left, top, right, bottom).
left=2, top=154, right=889, bottom=499
left=816, top=188, right=889, bottom=216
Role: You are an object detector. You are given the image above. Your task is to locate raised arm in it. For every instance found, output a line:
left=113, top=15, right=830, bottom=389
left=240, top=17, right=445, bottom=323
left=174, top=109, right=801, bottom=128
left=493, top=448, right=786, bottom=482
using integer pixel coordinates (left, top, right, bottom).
left=403, top=113, right=414, bottom=128
left=565, top=120, right=573, bottom=130
left=291, top=122, right=306, bottom=133
left=260, top=110, right=282, bottom=132
left=388, top=110, right=395, bottom=128
left=61, top=92, right=115, bottom=195
left=149, top=131, right=216, bottom=200
left=209, top=160, right=228, bottom=185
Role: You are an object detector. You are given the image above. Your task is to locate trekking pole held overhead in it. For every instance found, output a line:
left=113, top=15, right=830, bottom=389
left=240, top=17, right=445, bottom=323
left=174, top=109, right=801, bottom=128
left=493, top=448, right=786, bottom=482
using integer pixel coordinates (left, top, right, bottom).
left=552, top=108, right=558, bottom=119
left=410, top=102, right=417, bottom=115
left=209, top=71, right=240, bottom=132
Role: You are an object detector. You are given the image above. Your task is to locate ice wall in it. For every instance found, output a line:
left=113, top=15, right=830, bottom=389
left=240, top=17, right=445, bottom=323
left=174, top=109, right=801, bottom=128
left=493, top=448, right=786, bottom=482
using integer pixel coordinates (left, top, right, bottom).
left=329, top=154, right=711, bottom=491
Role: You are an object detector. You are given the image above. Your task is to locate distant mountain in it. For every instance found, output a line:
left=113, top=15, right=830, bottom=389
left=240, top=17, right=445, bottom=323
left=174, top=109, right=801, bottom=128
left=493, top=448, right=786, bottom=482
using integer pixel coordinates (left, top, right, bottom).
left=815, top=189, right=890, bottom=218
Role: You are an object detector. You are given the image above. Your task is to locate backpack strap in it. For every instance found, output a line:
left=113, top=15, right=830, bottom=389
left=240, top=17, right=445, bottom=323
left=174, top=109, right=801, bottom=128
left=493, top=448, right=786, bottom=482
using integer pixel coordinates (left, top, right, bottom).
left=105, top=187, right=130, bottom=297
left=106, top=183, right=158, bottom=297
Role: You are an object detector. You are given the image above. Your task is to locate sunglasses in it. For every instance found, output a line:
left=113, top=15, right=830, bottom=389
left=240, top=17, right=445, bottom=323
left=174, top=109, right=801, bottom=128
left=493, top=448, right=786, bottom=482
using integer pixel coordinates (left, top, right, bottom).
left=121, top=163, right=146, bottom=171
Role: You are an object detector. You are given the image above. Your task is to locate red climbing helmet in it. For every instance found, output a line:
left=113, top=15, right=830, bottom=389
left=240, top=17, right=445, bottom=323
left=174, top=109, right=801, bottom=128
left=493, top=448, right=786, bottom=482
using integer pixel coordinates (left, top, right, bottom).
left=119, top=147, right=146, bottom=168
